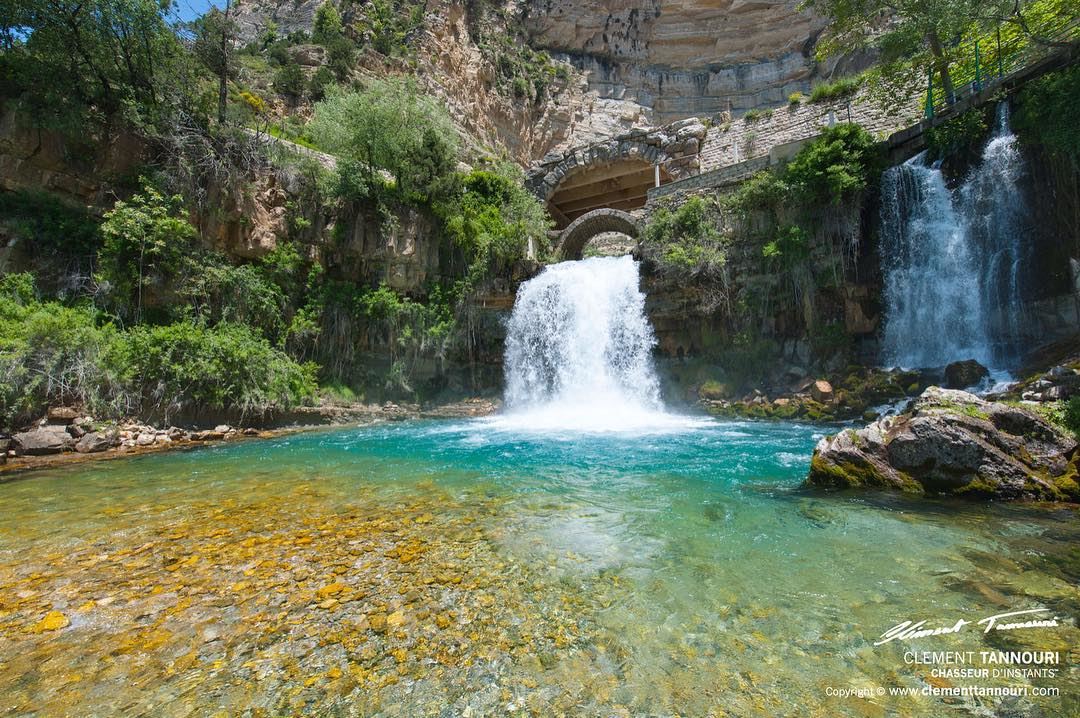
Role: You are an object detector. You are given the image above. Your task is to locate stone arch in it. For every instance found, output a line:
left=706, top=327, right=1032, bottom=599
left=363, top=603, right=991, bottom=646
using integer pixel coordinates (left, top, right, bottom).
left=558, top=209, right=641, bottom=260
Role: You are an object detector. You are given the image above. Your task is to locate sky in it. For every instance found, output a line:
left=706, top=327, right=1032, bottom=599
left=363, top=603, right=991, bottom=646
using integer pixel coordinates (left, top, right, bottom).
left=171, top=0, right=227, bottom=23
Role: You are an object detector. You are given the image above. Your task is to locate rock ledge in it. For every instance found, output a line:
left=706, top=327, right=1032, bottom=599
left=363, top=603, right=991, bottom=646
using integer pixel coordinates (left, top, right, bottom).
left=805, top=387, right=1079, bottom=501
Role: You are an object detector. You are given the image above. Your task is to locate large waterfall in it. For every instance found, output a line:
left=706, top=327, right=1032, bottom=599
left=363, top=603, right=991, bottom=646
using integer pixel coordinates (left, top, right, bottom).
left=880, top=104, right=1029, bottom=370
left=500, top=256, right=686, bottom=432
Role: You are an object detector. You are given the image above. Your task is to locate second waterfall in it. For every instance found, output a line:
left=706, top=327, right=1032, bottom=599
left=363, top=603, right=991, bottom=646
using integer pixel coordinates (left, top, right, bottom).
left=879, top=104, right=1030, bottom=370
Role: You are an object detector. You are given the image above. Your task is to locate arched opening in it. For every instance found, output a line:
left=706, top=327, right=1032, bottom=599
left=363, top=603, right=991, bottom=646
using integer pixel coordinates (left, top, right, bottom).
left=547, top=159, right=667, bottom=229
left=558, top=209, right=641, bottom=260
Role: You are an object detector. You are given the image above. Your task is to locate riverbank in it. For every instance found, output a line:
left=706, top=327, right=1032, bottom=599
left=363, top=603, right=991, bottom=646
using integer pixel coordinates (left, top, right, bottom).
left=0, top=398, right=500, bottom=477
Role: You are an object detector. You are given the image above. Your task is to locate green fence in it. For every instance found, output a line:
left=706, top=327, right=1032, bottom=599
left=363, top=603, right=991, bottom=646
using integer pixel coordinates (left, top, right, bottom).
left=925, top=16, right=1080, bottom=119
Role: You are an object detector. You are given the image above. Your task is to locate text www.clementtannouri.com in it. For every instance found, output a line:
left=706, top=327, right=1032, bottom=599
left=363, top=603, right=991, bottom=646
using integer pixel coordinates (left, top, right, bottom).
left=826, top=686, right=1061, bottom=699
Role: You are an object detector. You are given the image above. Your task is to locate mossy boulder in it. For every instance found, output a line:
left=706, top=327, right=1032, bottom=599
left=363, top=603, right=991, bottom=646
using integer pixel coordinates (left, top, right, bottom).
left=806, top=387, right=1079, bottom=501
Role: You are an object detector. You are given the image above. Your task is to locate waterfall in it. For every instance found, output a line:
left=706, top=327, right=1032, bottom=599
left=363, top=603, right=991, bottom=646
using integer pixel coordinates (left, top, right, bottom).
left=880, top=104, right=1029, bottom=369
left=500, top=256, right=681, bottom=432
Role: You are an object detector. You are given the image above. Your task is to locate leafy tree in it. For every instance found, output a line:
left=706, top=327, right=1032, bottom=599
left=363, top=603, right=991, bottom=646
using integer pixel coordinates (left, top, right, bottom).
left=0, top=0, right=187, bottom=131
left=97, top=181, right=199, bottom=323
left=312, top=1, right=344, bottom=45
left=274, top=60, right=306, bottom=103
left=188, top=0, right=237, bottom=124
left=309, top=78, right=459, bottom=203
left=783, top=123, right=883, bottom=205
left=441, top=164, right=551, bottom=280
left=308, top=65, right=335, bottom=101
left=801, top=0, right=1071, bottom=103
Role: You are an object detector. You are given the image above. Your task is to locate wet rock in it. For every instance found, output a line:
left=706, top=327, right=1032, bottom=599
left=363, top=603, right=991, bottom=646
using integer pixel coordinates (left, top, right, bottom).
left=75, top=431, right=118, bottom=454
left=944, top=359, right=989, bottom=389
left=12, top=427, right=76, bottom=455
left=810, top=380, right=834, bottom=404
left=806, top=387, right=1079, bottom=501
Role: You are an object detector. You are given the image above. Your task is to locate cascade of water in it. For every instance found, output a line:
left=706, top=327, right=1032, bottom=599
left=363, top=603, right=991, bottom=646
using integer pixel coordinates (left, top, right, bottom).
left=879, top=103, right=1029, bottom=370
left=501, top=255, right=679, bottom=431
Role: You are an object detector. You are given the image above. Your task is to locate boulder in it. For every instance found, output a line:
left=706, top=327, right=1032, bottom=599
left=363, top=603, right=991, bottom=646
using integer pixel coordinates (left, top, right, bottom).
left=810, top=380, right=834, bottom=403
left=46, top=406, right=80, bottom=424
left=12, top=427, right=76, bottom=455
left=191, top=430, right=226, bottom=441
left=75, top=431, right=118, bottom=454
left=806, top=387, right=1079, bottom=501
left=944, top=359, right=989, bottom=389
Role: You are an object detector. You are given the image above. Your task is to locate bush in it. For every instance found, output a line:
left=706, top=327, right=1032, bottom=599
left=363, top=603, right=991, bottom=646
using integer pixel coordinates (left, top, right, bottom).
left=309, top=78, right=460, bottom=205
left=1063, top=396, right=1080, bottom=438
left=97, top=181, right=199, bottom=323
left=809, top=76, right=862, bottom=103
left=111, top=321, right=317, bottom=422
left=440, top=165, right=551, bottom=281
left=783, top=123, right=882, bottom=205
left=0, top=276, right=124, bottom=426
left=1014, top=64, right=1080, bottom=162
left=642, top=196, right=727, bottom=280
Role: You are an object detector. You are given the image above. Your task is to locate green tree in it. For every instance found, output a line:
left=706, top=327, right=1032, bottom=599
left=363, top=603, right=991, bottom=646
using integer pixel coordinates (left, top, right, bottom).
left=0, top=0, right=187, bottom=131
left=97, top=181, right=199, bottom=323
left=188, top=1, right=237, bottom=124
left=308, top=78, right=459, bottom=202
left=801, top=0, right=1067, bottom=103
left=312, top=1, right=343, bottom=45
left=274, top=60, right=306, bottom=104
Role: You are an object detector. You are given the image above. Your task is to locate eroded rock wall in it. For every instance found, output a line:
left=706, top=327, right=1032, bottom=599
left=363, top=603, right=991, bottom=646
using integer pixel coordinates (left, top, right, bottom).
left=525, top=0, right=832, bottom=124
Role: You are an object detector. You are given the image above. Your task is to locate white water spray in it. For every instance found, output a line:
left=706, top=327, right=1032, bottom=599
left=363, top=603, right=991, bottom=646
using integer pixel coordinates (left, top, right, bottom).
left=880, top=104, right=1029, bottom=370
left=498, top=256, right=692, bottom=432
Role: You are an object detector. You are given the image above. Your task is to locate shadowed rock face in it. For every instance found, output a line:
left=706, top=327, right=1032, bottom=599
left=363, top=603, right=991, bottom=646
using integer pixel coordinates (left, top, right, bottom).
left=806, top=387, right=1079, bottom=501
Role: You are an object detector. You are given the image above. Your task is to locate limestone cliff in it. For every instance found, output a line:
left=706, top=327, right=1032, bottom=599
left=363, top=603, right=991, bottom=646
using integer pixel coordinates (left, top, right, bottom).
left=524, top=0, right=834, bottom=124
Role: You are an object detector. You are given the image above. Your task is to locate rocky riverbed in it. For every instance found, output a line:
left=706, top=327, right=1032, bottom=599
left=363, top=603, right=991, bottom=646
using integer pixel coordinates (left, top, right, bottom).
left=0, top=398, right=500, bottom=475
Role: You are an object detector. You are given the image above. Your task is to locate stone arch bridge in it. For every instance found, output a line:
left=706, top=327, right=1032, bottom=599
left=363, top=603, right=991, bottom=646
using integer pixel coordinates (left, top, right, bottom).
left=526, top=120, right=708, bottom=257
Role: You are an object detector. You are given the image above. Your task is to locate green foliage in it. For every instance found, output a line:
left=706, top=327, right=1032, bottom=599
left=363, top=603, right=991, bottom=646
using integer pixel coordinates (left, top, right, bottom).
left=1014, top=64, right=1080, bottom=162
left=308, top=66, right=335, bottom=102
left=722, top=171, right=789, bottom=218
left=440, top=165, right=551, bottom=282
left=0, top=284, right=123, bottom=426
left=925, top=107, right=992, bottom=158
left=642, top=196, right=727, bottom=280
left=97, top=181, right=199, bottom=323
left=808, top=76, right=862, bottom=103
left=1, top=0, right=189, bottom=132
left=112, top=321, right=317, bottom=421
left=788, top=92, right=805, bottom=106
left=0, top=190, right=102, bottom=289
left=273, top=61, right=306, bottom=102
left=1063, top=397, right=1080, bottom=438
left=762, top=225, right=810, bottom=268
left=312, top=2, right=344, bottom=45
left=783, top=124, right=883, bottom=205
left=310, top=79, right=460, bottom=205
left=363, top=0, right=426, bottom=57
left=743, top=108, right=773, bottom=123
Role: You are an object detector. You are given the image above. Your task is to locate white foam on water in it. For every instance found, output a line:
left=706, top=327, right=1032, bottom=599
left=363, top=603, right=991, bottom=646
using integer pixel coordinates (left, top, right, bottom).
left=500, top=255, right=702, bottom=434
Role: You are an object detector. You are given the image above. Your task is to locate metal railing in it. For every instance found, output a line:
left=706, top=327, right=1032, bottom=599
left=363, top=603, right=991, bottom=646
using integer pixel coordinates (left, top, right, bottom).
left=925, top=16, right=1080, bottom=119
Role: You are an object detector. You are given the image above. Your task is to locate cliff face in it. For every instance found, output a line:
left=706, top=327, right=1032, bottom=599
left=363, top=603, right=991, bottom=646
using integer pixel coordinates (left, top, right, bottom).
left=524, top=0, right=830, bottom=124
left=229, top=0, right=654, bottom=162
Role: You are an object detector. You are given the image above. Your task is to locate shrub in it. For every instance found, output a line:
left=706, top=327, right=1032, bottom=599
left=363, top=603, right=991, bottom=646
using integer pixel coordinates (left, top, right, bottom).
left=111, top=321, right=317, bottom=422
left=783, top=123, right=882, bottom=205
left=1014, top=64, right=1080, bottom=162
left=1063, top=396, right=1080, bottom=438
left=642, top=196, right=727, bottom=280
left=809, top=76, right=862, bottom=103
left=310, top=78, right=460, bottom=205
left=788, top=92, right=805, bottom=106
left=97, top=181, right=199, bottom=323
left=0, top=278, right=124, bottom=427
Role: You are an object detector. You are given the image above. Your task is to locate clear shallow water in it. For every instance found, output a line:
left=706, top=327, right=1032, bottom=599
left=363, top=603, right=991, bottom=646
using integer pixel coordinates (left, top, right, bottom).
left=1, top=418, right=1077, bottom=717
